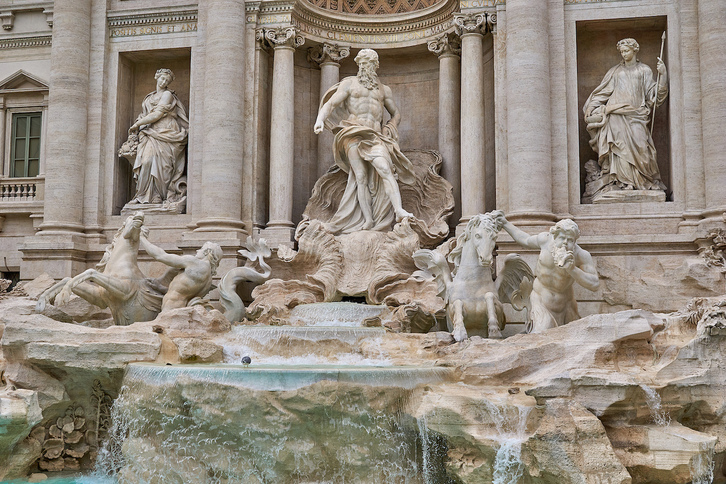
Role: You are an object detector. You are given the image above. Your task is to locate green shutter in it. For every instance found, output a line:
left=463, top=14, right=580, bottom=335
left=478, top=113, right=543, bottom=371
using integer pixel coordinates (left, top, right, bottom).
left=10, top=113, right=42, bottom=177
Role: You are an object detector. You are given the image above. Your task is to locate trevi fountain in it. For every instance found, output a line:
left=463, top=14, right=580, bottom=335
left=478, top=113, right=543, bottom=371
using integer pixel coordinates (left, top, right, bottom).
left=0, top=0, right=725, bottom=483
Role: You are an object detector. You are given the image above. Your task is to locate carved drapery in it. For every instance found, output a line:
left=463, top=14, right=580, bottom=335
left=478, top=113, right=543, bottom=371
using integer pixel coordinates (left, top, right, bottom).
left=306, top=0, right=441, bottom=15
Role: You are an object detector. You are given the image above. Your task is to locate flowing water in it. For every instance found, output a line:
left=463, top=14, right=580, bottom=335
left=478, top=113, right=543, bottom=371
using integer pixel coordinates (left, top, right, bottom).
left=483, top=401, right=532, bottom=484
left=640, top=384, right=670, bottom=426
left=289, top=302, right=390, bottom=327
left=690, top=446, right=715, bottom=484
left=93, top=362, right=452, bottom=483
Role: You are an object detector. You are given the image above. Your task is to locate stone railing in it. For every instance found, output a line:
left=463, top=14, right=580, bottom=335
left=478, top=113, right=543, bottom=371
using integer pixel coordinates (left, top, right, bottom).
left=0, top=177, right=44, bottom=202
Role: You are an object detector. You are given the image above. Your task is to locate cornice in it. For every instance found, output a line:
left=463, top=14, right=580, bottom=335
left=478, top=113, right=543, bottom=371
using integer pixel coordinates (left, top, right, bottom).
left=0, top=34, right=51, bottom=49
left=107, top=5, right=198, bottom=28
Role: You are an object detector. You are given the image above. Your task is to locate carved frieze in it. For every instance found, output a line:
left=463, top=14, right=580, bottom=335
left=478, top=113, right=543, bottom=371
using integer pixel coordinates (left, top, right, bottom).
left=306, top=0, right=442, bottom=15
left=107, top=8, right=198, bottom=39
left=0, top=35, right=51, bottom=49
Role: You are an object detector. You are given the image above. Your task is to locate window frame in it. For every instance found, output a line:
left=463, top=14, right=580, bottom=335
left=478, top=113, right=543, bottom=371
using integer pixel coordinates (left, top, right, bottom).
left=9, top=111, right=42, bottom=178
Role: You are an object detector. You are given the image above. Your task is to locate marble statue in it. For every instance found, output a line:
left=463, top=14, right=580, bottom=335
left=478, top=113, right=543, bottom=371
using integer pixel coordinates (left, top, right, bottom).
left=313, top=48, right=415, bottom=234
left=413, top=212, right=533, bottom=341
left=36, top=212, right=165, bottom=326
left=119, top=68, right=189, bottom=213
left=496, top=213, right=599, bottom=333
left=139, top=236, right=223, bottom=311
left=218, top=237, right=272, bottom=322
left=583, top=38, right=668, bottom=202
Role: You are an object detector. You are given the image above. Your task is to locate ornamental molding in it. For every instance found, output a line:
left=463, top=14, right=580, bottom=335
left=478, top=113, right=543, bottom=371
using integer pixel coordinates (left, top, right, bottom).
left=289, top=0, right=459, bottom=48
left=263, top=25, right=306, bottom=48
left=427, top=31, right=461, bottom=56
left=308, top=42, right=350, bottom=65
left=107, top=7, right=197, bottom=28
left=0, top=34, right=51, bottom=49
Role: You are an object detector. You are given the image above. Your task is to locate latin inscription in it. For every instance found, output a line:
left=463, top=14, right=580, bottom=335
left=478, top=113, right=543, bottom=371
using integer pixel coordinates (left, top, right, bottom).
left=459, top=0, right=497, bottom=7
left=292, top=19, right=450, bottom=45
left=110, top=21, right=197, bottom=38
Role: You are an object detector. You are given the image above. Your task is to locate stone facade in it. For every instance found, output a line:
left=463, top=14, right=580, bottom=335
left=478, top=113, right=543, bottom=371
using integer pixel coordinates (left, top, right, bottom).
left=0, top=0, right=723, bottom=315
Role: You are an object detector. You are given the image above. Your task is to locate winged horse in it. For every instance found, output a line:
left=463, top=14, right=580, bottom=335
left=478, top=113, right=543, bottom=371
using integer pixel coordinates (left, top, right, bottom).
left=413, top=211, right=533, bottom=341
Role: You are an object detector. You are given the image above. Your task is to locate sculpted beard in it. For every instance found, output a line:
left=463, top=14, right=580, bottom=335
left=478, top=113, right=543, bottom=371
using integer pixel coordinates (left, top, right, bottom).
left=357, top=63, right=379, bottom=90
left=551, top=244, right=574, bottom=268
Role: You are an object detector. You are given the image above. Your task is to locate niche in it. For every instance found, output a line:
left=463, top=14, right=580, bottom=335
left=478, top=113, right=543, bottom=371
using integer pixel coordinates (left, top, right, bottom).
left=576, top=17, right=670, bottom=202
left=113, top=48, right=191, bottom=215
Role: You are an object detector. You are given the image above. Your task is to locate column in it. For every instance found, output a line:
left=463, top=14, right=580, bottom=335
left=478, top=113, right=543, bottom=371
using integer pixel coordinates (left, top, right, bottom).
left=263, top=26, right=305, bottom=246
left=309, top=43, right=350, bottom=178
left=194, top=0, right=246, bottom=234
left=454, top=13, right=487, bottom=226
left=242, top=3, right=260, bottom=230
left=428, top=33, right=462, bottom=228
left=698, top=0, right=726, bottom=222
left=0, top=96, right=5, bottom=174
left=505, top=0, right=554, bottom=225
left=38, top=0, right=92, bottom=234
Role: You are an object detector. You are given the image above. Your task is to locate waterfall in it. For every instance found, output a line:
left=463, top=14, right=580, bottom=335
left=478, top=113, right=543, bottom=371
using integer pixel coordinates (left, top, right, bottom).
left=483, top=401, right=531, bottom=484
left=640, top=384, right=670, bottom=426
left=690, top=446, right=715, bottom=484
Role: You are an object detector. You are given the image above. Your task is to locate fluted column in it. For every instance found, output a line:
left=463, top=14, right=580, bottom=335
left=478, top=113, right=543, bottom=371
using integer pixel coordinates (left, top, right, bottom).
left=309, top=43, right=350, bottom=178
left=264, top=27, right=304, bottom=246
left=428, top=33, right=462, bottom=227
left=38, top=0, right=92, bottom=233
left=195, top=0, right=246, bottom=233
left=505, top=0, right=554, bottom=224
left=699, top=0, right=726, bottom=220
left=454, top=13, right=487, bottom=226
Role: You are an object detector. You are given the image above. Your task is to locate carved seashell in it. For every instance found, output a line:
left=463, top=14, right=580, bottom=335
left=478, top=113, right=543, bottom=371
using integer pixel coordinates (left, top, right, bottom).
left=63, top=456, right=81, bottom=470
left=61, top=416, right=75, bottom=434
left=65, top=430, right=83, bottom=444
left=65, top=442, right=89, bottom=458
left=48, top=425, right=62, bottom=439
left=74, top=406, right=85, bottom=417
left=30, top=426, right=46, bottom=443
left=43, top=438, right=64, bottom=459
left=39, top=457, right=65, bottom=472
left=85, top=430, right=98, bottom=448
left=74, top=417, right=85, bottom=430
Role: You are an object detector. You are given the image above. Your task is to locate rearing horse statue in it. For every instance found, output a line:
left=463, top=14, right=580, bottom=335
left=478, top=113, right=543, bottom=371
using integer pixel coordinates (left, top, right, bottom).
left=414, top=211, right=533, bottom=341
left=37, top=212, right=167, bottom=326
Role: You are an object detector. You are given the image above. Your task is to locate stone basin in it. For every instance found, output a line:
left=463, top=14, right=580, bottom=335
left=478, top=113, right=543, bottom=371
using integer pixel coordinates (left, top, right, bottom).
left=125, top=362, right=452, bottom=391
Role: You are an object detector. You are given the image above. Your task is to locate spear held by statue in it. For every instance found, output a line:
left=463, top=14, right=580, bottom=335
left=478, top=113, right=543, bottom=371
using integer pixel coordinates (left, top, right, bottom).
left=650, top=31, right=666, bottom=136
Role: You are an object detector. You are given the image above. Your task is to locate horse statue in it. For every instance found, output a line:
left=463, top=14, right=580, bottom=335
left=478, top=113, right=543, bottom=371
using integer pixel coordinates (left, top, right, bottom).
left=413, top=211, right=533, bottom=341
left=37, top=212, right=168, bottom=326
left=218, top=237, right=272, bottom=322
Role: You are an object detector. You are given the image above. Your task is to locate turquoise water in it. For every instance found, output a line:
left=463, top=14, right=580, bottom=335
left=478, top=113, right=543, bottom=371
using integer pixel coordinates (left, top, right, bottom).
left=3, top=477, right=115, bottom=484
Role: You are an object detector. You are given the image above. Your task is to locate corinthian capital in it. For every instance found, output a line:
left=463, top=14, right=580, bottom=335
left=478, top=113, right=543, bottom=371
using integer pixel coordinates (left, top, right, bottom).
left=308, top=43, right=351, bottom=66
left=262, top=26, right=305, bottom=49
left=453, top=12, right=487, bottom=36
left=428, top=32, right=461, bottom=57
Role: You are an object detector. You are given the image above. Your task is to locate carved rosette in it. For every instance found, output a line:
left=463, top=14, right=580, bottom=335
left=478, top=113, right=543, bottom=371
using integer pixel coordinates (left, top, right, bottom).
left=261, top=26, right=305, bottom=49
left=427, top=32, right=461, bottom=57
left=453, top=12, right=489, bottom=36
left=308, top=43, right=351, bottom=66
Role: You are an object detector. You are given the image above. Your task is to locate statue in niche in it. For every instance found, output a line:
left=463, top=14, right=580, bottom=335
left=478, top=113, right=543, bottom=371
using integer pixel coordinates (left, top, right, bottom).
left=36, top=212, right=166, bottom=326
left=583, top=38, right=668, bottom=203
left=119, top=68, right=189, bottom=214
left=313, top=48, right=415, bottom=234
left=139, top=237, right=223, bottom=311
left=496, top=213, right=600, bottom=333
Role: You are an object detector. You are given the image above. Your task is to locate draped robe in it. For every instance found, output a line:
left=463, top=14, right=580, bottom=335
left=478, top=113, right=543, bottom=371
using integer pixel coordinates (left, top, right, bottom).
left=319, top=81, right=416, bottom=234
left=583, top=61, right=668, bottom=190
